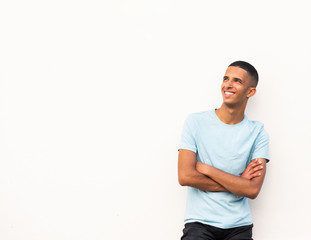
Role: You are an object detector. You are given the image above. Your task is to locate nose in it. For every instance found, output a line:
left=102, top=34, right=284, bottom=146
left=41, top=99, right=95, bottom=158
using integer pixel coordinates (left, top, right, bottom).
left=224, top=79, right=233, bottom=88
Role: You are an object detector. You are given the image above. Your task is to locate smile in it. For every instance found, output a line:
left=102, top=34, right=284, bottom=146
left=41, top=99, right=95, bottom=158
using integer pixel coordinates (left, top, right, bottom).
left=224, top=91, right=235, bottom=95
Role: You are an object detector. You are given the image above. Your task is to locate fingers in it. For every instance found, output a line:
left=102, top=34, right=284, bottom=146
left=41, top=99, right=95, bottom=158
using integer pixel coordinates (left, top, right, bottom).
left=249, top=159, right=263, bottom=169
left=249, top=160, right=264, bottom=179
left=249, top=165, right=263, bottom=174
left=244, top=159, right=263, bottom=179
left=250, top=171, right=262, bottom=179
left=252, top=158, right=262, bottom=164
left=241, top=159, right=264, bottom=180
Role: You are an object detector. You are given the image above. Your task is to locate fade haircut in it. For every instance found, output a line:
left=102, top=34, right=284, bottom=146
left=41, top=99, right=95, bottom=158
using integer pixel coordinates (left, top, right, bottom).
left=229, top=61, right=259, bottom=87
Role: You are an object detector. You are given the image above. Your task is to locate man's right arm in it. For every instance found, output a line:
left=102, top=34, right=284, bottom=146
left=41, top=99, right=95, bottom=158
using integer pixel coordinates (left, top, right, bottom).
left=178, top=149, right=263, bottom=192
left=178, top=149, right=227, bottom=192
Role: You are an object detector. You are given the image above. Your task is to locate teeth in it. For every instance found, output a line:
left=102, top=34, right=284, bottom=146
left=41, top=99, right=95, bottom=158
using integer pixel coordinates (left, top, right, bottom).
left=225, top=92, right=234, bottom=95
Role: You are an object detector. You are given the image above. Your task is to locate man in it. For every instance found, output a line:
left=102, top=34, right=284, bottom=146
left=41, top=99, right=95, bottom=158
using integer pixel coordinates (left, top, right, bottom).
left=178, top=61, right=269, bottom=240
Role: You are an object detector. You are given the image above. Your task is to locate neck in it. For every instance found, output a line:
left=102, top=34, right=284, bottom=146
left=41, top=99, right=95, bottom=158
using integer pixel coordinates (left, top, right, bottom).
left=215, top=103, right=246, bottom=125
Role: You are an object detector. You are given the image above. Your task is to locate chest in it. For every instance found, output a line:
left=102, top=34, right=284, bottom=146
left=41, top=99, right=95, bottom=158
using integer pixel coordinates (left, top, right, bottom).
left=195, top=125, right=257, bottom=175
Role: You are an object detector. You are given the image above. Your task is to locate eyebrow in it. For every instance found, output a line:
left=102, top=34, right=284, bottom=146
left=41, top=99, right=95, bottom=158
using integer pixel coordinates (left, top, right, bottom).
left=234, top=77, right=243, bottom=83
left=223, top=76, right=244, bottom=83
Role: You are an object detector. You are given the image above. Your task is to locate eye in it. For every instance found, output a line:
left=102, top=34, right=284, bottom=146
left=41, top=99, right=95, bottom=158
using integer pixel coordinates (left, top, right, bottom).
left=223, top=76, right=229, bottom=81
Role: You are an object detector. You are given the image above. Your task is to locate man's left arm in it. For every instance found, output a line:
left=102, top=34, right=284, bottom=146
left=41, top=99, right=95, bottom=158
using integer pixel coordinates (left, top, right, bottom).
left=196, top=158, right=267, bottom=199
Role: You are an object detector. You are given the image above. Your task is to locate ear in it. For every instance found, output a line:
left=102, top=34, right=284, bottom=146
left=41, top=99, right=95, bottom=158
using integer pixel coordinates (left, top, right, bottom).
left=246, top=87, right=256, bottom=98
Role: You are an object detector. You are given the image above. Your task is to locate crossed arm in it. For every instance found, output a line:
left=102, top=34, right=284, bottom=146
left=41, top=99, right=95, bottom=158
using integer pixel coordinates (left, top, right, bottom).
left=178, top=149, right=267, bottom=199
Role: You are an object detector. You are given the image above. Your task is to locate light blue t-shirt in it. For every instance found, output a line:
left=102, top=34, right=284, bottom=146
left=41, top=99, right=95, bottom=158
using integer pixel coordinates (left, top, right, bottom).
left=179, top=109, right=270, bottom=229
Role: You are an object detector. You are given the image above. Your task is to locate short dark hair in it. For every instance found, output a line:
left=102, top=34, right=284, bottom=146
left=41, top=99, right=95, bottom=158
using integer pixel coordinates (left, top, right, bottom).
left=229, top=61, right=259, bottom=87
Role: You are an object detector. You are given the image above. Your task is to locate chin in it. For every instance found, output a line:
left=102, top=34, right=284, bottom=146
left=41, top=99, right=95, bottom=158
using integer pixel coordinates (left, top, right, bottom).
left=223, top=98, right=239, bottom=107
left=223, top=98, right=234, bottom=105
left=223, top=102, right=237, bottom=108
left=223, top=99, right=247, bottom=109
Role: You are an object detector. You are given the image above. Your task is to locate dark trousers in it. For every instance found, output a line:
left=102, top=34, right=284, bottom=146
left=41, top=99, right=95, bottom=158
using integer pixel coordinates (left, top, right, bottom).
left=181, top=222, right=253, bottom=240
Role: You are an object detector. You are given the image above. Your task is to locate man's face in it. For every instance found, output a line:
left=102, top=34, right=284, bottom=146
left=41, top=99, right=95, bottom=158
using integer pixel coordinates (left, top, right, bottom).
left=221, top=66, right=255, bottom=107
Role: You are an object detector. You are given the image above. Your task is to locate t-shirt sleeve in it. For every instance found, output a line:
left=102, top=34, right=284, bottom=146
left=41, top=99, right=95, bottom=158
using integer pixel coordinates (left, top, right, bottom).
left=250, top=127, right=270, bottom=162
left=178, top=115, right=197, bottom=153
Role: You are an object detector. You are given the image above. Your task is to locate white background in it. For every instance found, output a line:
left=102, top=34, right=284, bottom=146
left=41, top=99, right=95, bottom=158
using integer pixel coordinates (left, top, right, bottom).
left=0, top=0, right=310, bottom=239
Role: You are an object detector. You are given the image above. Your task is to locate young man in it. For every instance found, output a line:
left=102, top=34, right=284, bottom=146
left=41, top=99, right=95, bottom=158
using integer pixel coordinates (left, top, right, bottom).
left=178, top=61, right=269, bottom=240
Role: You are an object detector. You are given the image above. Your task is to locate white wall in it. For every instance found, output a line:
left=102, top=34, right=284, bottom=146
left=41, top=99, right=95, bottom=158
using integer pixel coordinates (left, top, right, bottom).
left=0, top=0, right=310, bottom=239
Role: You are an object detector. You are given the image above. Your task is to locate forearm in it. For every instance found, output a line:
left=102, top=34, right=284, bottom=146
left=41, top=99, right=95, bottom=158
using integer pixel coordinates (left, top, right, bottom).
left=179, top=170, right=227, bottom=192
left=209, top=167, right=256, bottom=198
left=197, top=162, right=265, bottom=199
left=178, top=149, right=227, bottom=192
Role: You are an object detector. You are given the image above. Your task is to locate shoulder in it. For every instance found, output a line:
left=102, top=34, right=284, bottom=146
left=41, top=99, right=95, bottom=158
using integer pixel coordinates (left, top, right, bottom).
left=183, top=110, right=211, bottom=133
left=248, top=119, right=264, bottom=129
left=246, top=118, right=269, bottom=138
left=186, top=110, right=213, bottom=122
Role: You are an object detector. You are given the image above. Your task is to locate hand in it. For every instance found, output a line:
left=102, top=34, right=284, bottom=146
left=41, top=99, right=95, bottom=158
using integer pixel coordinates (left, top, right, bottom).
left=241, top=159, right=263, bottom=180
